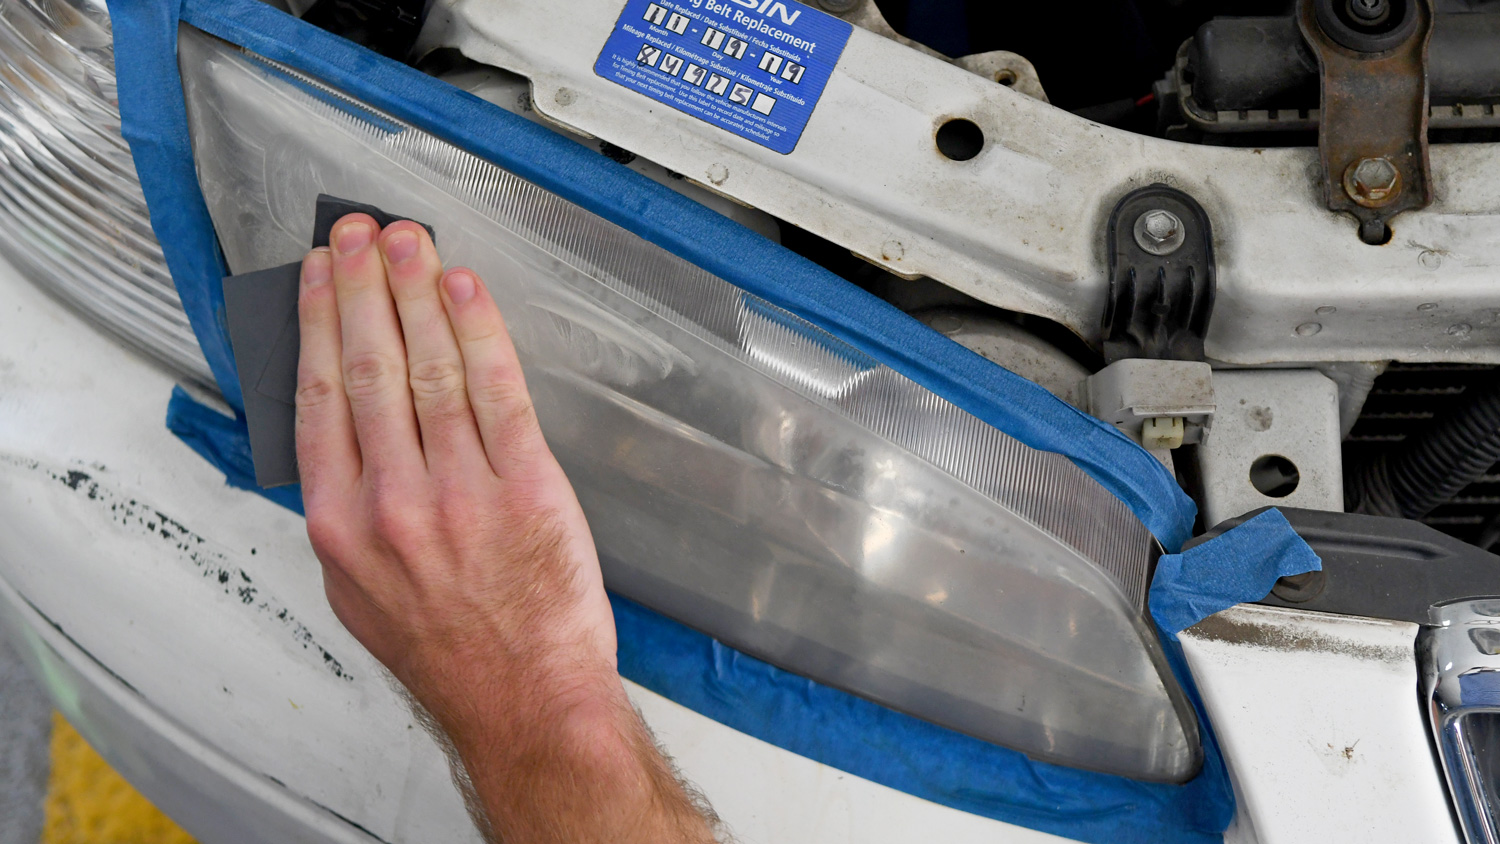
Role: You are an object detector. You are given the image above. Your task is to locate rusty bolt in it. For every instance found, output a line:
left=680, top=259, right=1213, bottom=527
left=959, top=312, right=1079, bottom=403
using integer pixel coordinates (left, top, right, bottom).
left=1344, top=157, right=1402, bottom=207
left=1133, top=209, right=1185, bottom=256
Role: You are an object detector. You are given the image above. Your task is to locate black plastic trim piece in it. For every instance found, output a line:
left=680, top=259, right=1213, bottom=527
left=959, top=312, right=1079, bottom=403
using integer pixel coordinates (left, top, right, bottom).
left=1101, top=185, right=1216, bottom=363
left=1186, top=507, right=1500, bottom=625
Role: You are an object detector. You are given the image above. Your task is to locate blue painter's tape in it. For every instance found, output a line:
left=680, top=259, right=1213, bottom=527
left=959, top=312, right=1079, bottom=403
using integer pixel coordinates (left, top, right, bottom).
left=108, top=0, right=241, bottom=411
left=164, top=387, right=305, bottom=515
left=596, top=0, right=852, bottom=154
left=1150, top=508, right=1323, bottom=638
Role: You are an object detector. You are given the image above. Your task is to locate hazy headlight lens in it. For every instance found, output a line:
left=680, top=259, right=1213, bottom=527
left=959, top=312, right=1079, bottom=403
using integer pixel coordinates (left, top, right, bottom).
left=178, top=29, right=1199, bottom=781
left=0, top=0, right=212, bottom=386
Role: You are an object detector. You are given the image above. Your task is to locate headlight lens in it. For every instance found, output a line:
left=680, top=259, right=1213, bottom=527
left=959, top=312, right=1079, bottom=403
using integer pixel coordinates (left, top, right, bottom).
left=0, top=0, right=213, bottom=386
left=1425, top=600, right=1500, bottom=843
left=176, top=28, right=1201, bottom=781
left=175, top=31, right=1206, bottom=785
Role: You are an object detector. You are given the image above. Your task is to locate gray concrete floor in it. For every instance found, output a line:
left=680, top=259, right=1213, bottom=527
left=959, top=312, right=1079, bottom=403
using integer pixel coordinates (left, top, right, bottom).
left=0, top=633, right=49, bottom=844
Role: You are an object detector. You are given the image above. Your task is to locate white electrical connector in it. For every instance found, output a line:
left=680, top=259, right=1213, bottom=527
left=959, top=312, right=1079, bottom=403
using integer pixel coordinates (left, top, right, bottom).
left=1141, top=416, right=1186, bottom=450
left=1086, top=359, right=1215, bottom=450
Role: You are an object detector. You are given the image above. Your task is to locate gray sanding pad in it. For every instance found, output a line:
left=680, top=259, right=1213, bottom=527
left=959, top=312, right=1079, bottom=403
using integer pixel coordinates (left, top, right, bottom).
left=222, top=195, right=434, bottom=487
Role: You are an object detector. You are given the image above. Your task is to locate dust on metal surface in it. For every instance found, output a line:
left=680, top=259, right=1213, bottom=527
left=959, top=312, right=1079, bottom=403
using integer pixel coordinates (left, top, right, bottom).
left=1189, top=605, right=1414, bottom=664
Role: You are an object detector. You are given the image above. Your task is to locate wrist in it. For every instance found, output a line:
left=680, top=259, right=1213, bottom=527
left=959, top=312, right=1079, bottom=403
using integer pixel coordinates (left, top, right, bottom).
left=406, top=650, right=720, bottom=843
left=417, top=653, right=629, bottom=760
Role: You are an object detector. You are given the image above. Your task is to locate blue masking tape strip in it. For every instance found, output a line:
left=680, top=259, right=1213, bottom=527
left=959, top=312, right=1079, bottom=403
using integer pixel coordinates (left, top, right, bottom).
left=104, top=0, right=1251, bottom=839
left=614, top=590, right=1235, bottom=844
left=109, top=0, right=242, bottom=411
left=164, top=387, right=305, bottom=515
left=1149, top=508, right=1323, bottom=638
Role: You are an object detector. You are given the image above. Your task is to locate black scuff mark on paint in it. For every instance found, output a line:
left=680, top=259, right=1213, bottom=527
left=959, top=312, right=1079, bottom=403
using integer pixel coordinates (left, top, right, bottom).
left=307, top=798, right=398, bottom=844
left=62, top=470, right=101, bottom=500
left=20, top=594, right=142, bottom=696
left=12, top=457, right=355, bottom=683
left=259, top=773, right=395, bottom=844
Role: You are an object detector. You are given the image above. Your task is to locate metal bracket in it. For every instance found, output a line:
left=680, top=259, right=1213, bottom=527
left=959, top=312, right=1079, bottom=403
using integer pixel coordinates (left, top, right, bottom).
left=1298, top=0, right=1434, bottom=243
left=1101, top=185, right=1216, bottom=364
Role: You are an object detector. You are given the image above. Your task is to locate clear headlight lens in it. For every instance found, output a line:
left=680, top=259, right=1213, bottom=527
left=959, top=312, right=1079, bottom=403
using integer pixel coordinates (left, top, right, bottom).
left=1425, top=600, right=1500, bottom=843
left=0, top=0, right=212, bottom=386
left=176, top=28, right=1199, bottom=781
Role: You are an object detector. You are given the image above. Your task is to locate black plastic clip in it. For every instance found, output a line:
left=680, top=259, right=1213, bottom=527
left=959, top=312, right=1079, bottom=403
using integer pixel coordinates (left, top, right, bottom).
left=1101, top=185, right=1216, bottom=363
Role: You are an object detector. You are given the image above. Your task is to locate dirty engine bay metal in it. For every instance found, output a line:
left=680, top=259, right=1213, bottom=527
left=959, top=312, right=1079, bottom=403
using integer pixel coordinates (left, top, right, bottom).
left=398, top=0, right=1500, bottom=550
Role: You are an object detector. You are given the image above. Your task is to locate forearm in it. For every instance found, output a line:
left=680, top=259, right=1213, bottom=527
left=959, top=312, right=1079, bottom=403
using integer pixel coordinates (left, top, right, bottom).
left=435, top=673, right=719, bottom=844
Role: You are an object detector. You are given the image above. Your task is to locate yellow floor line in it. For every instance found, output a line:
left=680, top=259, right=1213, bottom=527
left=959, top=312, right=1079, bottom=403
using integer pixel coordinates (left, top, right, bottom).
left=42, top=712, right=198, bottom=844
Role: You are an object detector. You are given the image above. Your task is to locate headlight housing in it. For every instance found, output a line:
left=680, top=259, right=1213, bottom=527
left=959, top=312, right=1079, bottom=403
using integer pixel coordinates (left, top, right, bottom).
left=0, top=0, right=212, bottom=386
left=174, top=28, right=1201, bottom=782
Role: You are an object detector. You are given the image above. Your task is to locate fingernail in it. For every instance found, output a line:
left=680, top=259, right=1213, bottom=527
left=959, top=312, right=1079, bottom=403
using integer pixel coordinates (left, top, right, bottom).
left=443, top=270, right=477, bottom=304
left=302, top=248, right=332, bottom=288
left=383, top=230, right=419, bottom=264
left=333, top=222, right=373, bottom=254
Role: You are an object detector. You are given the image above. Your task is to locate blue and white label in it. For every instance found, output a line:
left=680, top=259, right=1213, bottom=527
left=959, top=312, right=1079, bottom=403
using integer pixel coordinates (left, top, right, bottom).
left=595, top=0, right=853, bottom=155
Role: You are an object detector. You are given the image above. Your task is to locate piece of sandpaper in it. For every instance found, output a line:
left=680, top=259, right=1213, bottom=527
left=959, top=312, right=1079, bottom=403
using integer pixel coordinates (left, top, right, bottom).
left=310, top=194, right=435, bottom=249
left=222, top=195, right=434, bottom=487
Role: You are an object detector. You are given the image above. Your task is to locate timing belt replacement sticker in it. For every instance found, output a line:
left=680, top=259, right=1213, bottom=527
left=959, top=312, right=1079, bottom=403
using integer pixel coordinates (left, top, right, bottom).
left=595, top=0, right=853, bottom=155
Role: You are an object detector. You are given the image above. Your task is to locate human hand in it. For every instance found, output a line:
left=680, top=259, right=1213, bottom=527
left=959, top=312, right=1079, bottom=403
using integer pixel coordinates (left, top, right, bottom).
left=294, top=213, right=617, bottom=729
left=294, top=213, right=718, bottom=842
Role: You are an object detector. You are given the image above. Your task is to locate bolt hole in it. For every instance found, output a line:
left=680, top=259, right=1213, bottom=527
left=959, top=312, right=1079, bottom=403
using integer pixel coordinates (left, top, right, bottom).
left=935, top=118, right=985, bottom=162
left=995, top=69, right=1017, bottom=86
left=1359, top=219, right=1393, bottom=245
left=1249, top=454, right=1300, bottom=498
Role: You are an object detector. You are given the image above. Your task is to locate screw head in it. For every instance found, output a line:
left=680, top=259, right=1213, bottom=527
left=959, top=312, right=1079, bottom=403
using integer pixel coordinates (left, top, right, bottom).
left=1344, top=157, right=1401, bottom=207
left=1133, top=209, right=1186, bottom=256
left=1349, top=0, right=1388, bottom=21
left=815, top=0, right=862, bottom=11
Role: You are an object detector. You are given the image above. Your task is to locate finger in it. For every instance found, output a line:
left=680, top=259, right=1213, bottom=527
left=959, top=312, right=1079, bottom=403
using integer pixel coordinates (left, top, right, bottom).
left=329, top=214, right=424, bottom=480
left=439, top=268, right=552, bottom=480
left=378, top=222, right=485, bottom=469
left=294, top=247, right=360, bottom=497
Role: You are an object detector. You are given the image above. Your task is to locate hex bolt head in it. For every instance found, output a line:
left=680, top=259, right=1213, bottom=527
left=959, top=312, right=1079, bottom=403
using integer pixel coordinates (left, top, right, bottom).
left=1344, top=157, right=1402, bottom=207
left=1133, top=209, right=1186, bottom=256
